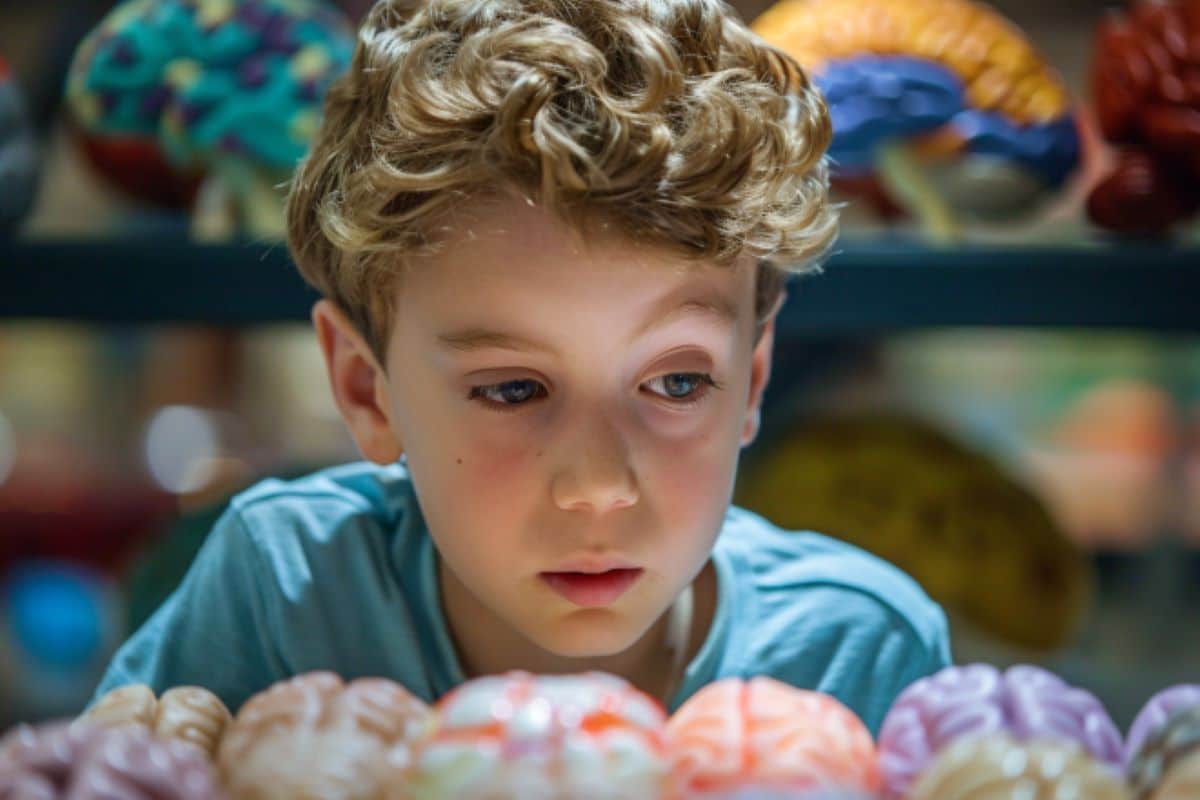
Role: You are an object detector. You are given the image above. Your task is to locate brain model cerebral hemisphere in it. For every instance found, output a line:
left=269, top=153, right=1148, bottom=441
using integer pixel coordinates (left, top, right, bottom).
left=1128, top=703, right=1200, bottom=800
left=402, top=671, right=670, bottom=800
left=666, top=677, right=880, bottom=799
left=0, top=720, right=226, bottom=800
left=1087, top=0, right=1200, bottom=235
left=81, top=684, right=232, bottom=760
left=876, top=663, right=1124, bottom=798
left=215, top=671, right=432, bottom=800
left=751, top=0, right=1080, bottom=233
left=906, top=734, right=1129, bottom=800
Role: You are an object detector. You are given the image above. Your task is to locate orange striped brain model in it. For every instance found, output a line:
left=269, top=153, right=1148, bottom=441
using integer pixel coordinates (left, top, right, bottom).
left=402, top=671, right=671, bottom=800
left=751, top=0, right=1080, bottom=234
left=215, top=671, right=431, bottom=800
left=666, top=677, right=880, bottom=799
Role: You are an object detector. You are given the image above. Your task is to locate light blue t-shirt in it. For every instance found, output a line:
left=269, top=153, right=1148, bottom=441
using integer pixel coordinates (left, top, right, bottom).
left=91, top=461, right=951, bottom=733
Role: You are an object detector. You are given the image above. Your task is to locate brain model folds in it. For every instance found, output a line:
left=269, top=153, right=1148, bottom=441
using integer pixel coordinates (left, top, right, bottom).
left=1088, top=0, right=1200, bottom=234
left=1126, top=684, right=1200, bottom=768
left=751, top=0, right=1080, bottom=229
left=906, top=734, right=1129, bottom=800
left=215, top=671, right=431, bottom=800
left=0, top=720, right=225, bottom=799
left=877, top=663, right=1123, bottom=798
left=1127, top=705, right=1200, bottom=800
left=403, top=671, right=670, bottom=800
left=666, top=677, right=880, bottom=799
left=64, top=0, right=353, bottom=231
left=80, top=684, right=232, bottom=760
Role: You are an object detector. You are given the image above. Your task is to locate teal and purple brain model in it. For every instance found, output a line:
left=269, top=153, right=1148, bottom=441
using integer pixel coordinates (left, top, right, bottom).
left=65, top=0, right=354, bottom=173
left=876, top=663, right=1124, bottom=799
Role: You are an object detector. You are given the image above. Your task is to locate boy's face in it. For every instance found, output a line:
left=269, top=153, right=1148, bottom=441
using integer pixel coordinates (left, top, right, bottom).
left=315, top=195, right=776, bottom=662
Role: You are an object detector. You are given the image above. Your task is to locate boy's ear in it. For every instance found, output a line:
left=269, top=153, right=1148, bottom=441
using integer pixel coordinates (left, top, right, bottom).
left=312, top=299, right=405, bottom=464
left=741, top=292, right=783, bottom=447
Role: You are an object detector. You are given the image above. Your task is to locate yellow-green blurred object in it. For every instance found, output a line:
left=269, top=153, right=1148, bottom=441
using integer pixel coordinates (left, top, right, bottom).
left=735, top=414, right=1090, bottom=651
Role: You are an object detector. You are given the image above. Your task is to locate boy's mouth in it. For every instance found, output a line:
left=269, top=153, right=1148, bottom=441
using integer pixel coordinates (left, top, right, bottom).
left=539, top=568, right=644, bottom=607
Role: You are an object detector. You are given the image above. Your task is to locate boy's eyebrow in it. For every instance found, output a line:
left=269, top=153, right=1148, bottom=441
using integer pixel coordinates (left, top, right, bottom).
left=436, top=292, right=739, bottom=355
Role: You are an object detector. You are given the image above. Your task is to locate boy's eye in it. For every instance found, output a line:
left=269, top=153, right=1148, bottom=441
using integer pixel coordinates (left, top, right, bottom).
left=468, top=372, right=720, bottom=412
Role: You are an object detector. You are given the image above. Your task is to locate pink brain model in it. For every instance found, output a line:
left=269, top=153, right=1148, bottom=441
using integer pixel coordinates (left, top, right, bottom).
left=403, top=671, right=671, bottom=800
left=666, top=677, right=880, bottom=799
left=877, top=663, right=1123, bottom=798
left=0, top=720, right=225, bottom=799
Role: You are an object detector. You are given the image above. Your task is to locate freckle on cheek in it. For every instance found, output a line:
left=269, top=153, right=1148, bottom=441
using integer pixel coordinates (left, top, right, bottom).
left=456, top=458, right=463, bottom=465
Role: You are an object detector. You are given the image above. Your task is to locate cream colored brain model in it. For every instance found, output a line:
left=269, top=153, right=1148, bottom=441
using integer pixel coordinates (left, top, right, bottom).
left=215, top=671, right=431, bottom=800
left=81, top=684, right=232, bottom=760
left=906, top=734, right=1128, bottom=800
left=402, top=671, right=671, bottom=800
left=666, top=677, right=880, bottom=798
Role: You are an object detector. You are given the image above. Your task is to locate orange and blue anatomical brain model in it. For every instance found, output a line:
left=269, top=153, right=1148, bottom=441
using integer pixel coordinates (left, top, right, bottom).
left=751, top=0, right=1081, bottom=236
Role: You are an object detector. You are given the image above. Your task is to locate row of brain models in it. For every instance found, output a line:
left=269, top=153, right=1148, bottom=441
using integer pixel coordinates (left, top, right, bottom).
left=2, top=664, right=1198, bottom=799
left=746, top=0, right=1200, bottom=240
left=0, top=0, right=1196, bottom=241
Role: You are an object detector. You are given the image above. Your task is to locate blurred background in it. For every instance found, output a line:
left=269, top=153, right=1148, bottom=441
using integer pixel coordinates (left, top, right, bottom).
left=1, top=0, right=1198, bottom=733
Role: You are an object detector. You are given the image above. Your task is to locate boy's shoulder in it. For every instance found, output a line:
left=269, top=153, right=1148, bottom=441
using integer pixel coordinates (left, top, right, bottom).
left=228, top=460, right=414, bottom=533
left=718, top=504, right=949, bottom=656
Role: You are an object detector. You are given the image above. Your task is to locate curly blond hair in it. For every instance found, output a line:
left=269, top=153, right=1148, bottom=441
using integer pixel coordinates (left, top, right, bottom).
left=287, top=0, right=836, bottom=363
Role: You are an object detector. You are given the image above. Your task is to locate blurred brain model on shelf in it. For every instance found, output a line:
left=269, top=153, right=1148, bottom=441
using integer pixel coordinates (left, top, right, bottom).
left=1126, top=685, right=1200, bottom=769
left=906, top=734, right=1129, bottom=800
left=81, top=683, right=232, bottom=761
left=1088, top=0, right=1200, bottom=236
left=0, top=57, right=40, bottom=234
left=666, top=677, right=880, bottom=799
left=876, top=663, right=1124, bottom=798
left=751, top=0, right=1081, bottom=240
left=64, top=0, right=353, bottom=239
left=215, top=671, right=430, bottom=800
left=733, top=415, right=1090, bottom=651
left=404, top=671, right=670, bottom=800
left=1128, top=705, right=1200, bottom=800
left=0, top=720, right=226, bottom=799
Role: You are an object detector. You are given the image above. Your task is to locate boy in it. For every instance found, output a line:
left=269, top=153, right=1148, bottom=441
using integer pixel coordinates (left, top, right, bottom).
left=91, top=0, right=951, bottom=734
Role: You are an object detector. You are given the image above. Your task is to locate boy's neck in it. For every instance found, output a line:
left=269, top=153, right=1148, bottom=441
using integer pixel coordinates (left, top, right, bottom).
left=438, top=558, right=717, bottom=705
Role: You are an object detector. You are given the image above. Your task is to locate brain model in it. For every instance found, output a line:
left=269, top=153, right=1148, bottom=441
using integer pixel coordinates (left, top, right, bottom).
left=877, top=663, right=1123, bottom=798
left=215, top=671, right=431, bottom=800
left=666, top=677, right=880, bottom=798
left=0, top=57, right=39, bottom=232
left=733, top=415, right=1090, bottom=651
left=751, top=0, right=1080, bottom=231
left=1088, top=0, right=1200, bottom=235
left=0, top=720, right=225, bottom=799
left=1127, top=705, right=1200, bottom=800
left=1126, top=685, right=1200, bottom=768
left=403, top=671, right=670, bottom=800
left=81, top=684, right=232, bottom=760
left=64, top=0, right=353, bottom=232
left=906, top=734, right=1129, bottom=800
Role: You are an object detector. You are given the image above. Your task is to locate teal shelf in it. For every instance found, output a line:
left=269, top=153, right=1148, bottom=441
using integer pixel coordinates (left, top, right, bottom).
left=1, top=236, right=1197, bottom=331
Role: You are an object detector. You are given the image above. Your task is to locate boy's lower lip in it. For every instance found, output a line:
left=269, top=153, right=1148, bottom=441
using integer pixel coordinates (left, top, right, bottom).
left=539, top=568, right=644, bottom=607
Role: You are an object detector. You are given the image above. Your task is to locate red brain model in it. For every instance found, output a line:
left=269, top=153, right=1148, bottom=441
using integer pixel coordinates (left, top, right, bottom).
left=666, top=677, right=880, bottom=799
left=1088, top=0, right=1200, bottom=233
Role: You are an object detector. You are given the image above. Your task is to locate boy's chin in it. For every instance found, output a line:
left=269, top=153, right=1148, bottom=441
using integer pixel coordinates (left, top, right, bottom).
left=524, top=611, right=650, bottom=661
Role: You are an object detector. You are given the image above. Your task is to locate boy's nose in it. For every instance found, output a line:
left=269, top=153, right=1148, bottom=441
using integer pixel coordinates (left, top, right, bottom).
left=549, top=420, right=639, bottom=513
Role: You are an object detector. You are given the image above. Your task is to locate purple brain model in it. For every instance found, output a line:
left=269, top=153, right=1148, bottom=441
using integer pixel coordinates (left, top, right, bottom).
left=0, top=721, right=225, bottom=799
left=1127, top=685, right=1200, bottom=769
left=876, top=663, right=1123, bottom=798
